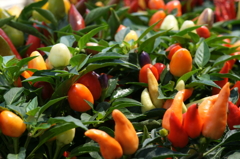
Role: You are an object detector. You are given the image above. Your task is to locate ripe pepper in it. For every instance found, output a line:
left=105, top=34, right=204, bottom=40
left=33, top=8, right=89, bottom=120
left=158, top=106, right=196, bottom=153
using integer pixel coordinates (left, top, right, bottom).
left=85, top=129, right=123, bottom=159
left=165, top=0, right=182, bottom=17
left=0, top=110, right=26, bottom=138
left=112, top=109, right=139, bottom=155
left=28, top=51, right=47, bottom=76
left=124, top=0, right=139, bottom=13
left=139, top=51, right=151, bottom=67
left=0, top=28, right=22, bottom=59
left=167, top=112, right=189, bottom=148
left=153, top=63, right=166, bottom=78
left=68, top=4, right=85, bottom=31
left=165, top=43, right=182, bottom=60
left=77, top=71, right=102, bottom=100
left=33, top=81, right=54, bottom=100
left=196, top=8, right=214, bottom=28
left=202, top=82, right=230, bottom=140
left=162, top=90, right=184, bottom=131
left=139, top=64, right=159, bottom=84
left=183, top=103, right=202, bottom=139
left=24, top=23, right=41, bottom=57
left=196, top=26, right=211, bottom=39
left=227, top=101, right=240, bottom=130
left=212, top=61, right=230, bottom=95
left=148, top=10, right=166, bottom=31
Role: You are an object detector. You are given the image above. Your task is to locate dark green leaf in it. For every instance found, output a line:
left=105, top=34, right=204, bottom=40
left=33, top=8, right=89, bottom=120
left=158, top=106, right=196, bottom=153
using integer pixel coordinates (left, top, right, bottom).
left=195, top=41, right=210, bottom=68
left=26, top=97, right=38, bottom=113
left=87, top=52, right=127, bottom=63
left=70, top=142, right=99, bottom=157
left=22, top=76, right=54, bottom=84
left=70, top=54, right=89, bottom=70
left=3, top=87, right=24, bottom=105
left=33, top=8, right=58, bottom=28
left=0, top=16, right=15, bottom=28
left=213, top=55, right=240, bottom=67
left=108, top=8, right=120, bottom=39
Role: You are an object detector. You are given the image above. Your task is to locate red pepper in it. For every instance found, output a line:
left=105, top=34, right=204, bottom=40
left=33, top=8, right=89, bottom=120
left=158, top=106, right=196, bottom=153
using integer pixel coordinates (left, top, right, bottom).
left=183, top=103, right=202, bottom=138
left=212, top=61, right=230, bottom=95
left=0, top=28, right=22, bottom=59
left=167, top=112, right=189, bottom=148
left=227, top=101, right=240, bottom=130
left=124, top=0, right=139, bottom=13
left=68, top=4, right=85, bottom=31
left=24, top=23, right=41, bottom=57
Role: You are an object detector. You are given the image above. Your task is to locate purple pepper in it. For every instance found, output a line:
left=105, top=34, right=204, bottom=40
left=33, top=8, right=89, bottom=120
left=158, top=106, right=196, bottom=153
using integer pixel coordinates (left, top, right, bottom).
left=98, top=73, right=109, bottom=89
left=139, top=51, right=151, bottom=67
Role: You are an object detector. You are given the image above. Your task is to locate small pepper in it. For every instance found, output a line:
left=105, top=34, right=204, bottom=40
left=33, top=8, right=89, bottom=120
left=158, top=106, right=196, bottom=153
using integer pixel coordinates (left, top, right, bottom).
left=48, top=0, right=65, bottom=20
left=139, top=51, right=151, bottom=67
left=227, top=101, right=240, bottom=130
left=196, top=8, right=214, bottom=28
left=112, top=109, right=139, bottom=155
left=202, top=82, right=230, bottom=140
left=68, top=4, right=85, bottom=31
left=183, top=103, right=203, bottom=139
left=160, top=14, right=179, bottom=31
left=85, top=129, right=123, bottom=159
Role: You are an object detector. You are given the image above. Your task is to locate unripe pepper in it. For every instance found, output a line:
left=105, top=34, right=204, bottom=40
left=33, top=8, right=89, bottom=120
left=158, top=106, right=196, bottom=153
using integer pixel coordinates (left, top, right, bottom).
left=124, top=30, right=138, bottom=42
left=202, top=82, right=230, bottom=140
left=212, top=61, right=230, bottom=95
left=56, top=128, right=75, bottom=146
left=68, top=4, right=85, bottom=31
left=139, top=51, right=151, bottom=67
left=167, top=112, right=189, bottom=148
left=48, top=43, right=71, bottom=69
left=169, top=48, right=192, bottom=77
left=48, top=0, right=65, bottom=20
left=227, top=101, right=240, bottom=130
left=112, top=109, right=139, bottom=155
left=183, top=103, right=203, bottom=139
left=0, top=28, right=22, bottom=59
left=147, top=68, right=164, bottom=108
left=77, top=71, right=102, bottom=100
left=160, top=14, right=179, bottom=31
left=0, top=110, right=26, bottom=138
left=85, top=129, right=123, bottom=159
left=141, top=88, right=156, bottom=113
left=196, top=8, right=214, bottom=29
left=28, top=51, right=47, bottom=76
left=162, top=90, right=184, bottom=131
left=180, top=20, right=196, bottom=38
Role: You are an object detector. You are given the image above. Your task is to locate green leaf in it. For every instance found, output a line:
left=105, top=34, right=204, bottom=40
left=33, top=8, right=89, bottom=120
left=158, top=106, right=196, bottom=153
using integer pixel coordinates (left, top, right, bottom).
left=175, top=25, right=200, bottom=36
left=70, top=54, right=89, bottom=70
left=177, top=69, right=199, bottom=85
left=0, top=16, right=15, bottom=28
left=112, top=87, right=134, bottom=99
left=108, top=8, right=120, bottom=39
left=7, top=147, right=26, bottom=159
left=85, top=5, right=115, bottom=24
left=87, top=52, right=127, bottom=63
left=213, top=55, right=240, bottom=67
left=222, top=129, right=240, bottom=143
left=187, top=79, right=221, bottom=88
left=114, top=27, right=130, bottom=42
left=194, top=41, right=210, bottom=68
left=3, top=87, right=25, bottom=105
left=33, top=8, right=58, bottom=28
left=70, top=142, right=99, bottom=157
left=37, top=96, right=67, bottom=119
left=138, top=31, right=168, bottom=53
left=105, top=78, right=118, bottom=98
left=142, top=125, right=150, bottom=143
left=22, top=76, right=55, bottom=84
left=78, top=25, right=108, bottom=50
left=26, top=97, right=38, bottom=114
left=59, top=35, right=76, bottom=47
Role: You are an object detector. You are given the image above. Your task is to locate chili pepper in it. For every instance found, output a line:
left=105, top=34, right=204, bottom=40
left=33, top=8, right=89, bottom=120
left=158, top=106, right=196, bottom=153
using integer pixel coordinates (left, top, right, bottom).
left=148, top=0, right=165, bottom=10
left=112, top=109, right=139, bottom=155
left=153, top=63, right=165, bottom=78
left=147, top=68, right=164, bottom=108
left=75, top=0, right=88, bottom=16
left=98, top=73, right=109, bottom=90
left=0, top=28, right=22, bottom=59
left=139, top=64, right=159, bottom=84
left=139, top=51, right=151, bottom=67
left=212, top=61, right=230, bottom=95
left=160, top=14, right=179, bottom=31
left=56, top=128, right=75, bottom=146
left=48, top=43, right=71, bottom=69
left=48, top=0, right=65, bottom=20
left=68, top=4, right=85, bottom=31
left=24, top=23, right=41, bottom=57
left=196, top=8, right=214, bottom=29
left=28, top=51, right=47, bottom=76
left=231, top=81, right=240, bottom=106
left=85, top=42, right=100, bottom=55
left=162, top=90, right=184, bottom=131
left=124, top=30, right=138, bottom=43
left=141, top=88, right=156, bottom=113
left=33, top=81, right=54, bottom=100
left=77, top=71, right=102, bottom=100
left=169, top=48, right=192, bottom=77
left=165, top=43, right=182, bottom=60
left=85, top=129, right=123, bottom=159
left=196, top=26, right=211, bottom=39
left=167, top=112, right=189, bottom=148
left=165, top=0, right=182, bottom=17
left=227, top=101, right=240, bottom=130
left=180, top=20, right=196, bottom=38
left=116, top=24, right=126, bottom=33
left=63, top=151, right=77, bottom=159
left=0, top=110, right=26, bottom=138
left=148, top=10, right=166, bottom=31
left=202, top=82, right=230, bottom=140
left=183, top=103, right=202, bottom=139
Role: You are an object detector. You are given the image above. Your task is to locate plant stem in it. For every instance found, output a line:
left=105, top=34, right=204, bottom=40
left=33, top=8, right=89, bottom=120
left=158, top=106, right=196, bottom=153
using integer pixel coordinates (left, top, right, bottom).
left=24, top=135, right=31, bottom=150
left=52, top=142, right=63, bottom=159
left=12, top=137, right=19, bottom=154
left=203, top=142, right=223, bottom=157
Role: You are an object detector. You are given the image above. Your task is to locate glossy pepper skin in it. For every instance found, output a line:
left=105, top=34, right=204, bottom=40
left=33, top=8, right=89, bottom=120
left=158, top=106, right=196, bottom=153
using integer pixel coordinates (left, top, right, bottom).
left=167, top=112, right=189, bottom=148
left=77, top=71, right=102, bottom=100
left=212, top=61, right=230, bottom=95
left=112, top=109, right=139, bottom=155
left=162, top=91, right=184, bottom=131
left=28, top=51, right=47, bottom=76
left=183, top=103, right=202, bottom=139
left=139, top=51, right=151, bottom=67
left=68, top=4, right=85, bottom=31
left=0, top=28, right=22, bottom=59
left=202, top=82, right=230, bottom=140
left=0, top=110, right=26, bottom=138
left=227, top=101, right=240, bottom=130
left=85, top=129, right=123, bottom=159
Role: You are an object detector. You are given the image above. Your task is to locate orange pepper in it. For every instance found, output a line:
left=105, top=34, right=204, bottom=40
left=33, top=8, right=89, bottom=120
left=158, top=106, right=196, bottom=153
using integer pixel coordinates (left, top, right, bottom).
left=112, top=109, right=139, bottom=155
left=28, top=51, right=47, bottom=76
left=202, top=82, right=230, bottom=140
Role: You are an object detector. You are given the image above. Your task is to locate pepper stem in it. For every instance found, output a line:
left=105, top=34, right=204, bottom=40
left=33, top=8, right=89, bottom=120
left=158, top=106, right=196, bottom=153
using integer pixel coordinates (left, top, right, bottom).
left=12, top=137, right=19, bottom=154
left=52, top=141, right=64, bottom=159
